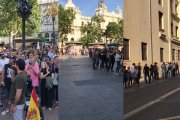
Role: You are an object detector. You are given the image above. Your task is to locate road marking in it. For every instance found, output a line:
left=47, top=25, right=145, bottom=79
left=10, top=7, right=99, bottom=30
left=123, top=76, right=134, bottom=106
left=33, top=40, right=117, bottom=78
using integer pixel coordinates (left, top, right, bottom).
left=159, top=115, right=180, bottom=120
left=124, top=87, right=180, bottom=119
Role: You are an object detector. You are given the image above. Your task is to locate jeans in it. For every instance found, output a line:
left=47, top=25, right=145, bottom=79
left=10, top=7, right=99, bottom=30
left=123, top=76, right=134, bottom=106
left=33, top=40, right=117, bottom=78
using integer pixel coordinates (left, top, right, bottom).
left=168, top=70, right=172, bottom=79
left=13, top=104, right=24, bottom=120
left=116, top=61, right=121, bottom=74
left=162, top=70, right=166, bottom=80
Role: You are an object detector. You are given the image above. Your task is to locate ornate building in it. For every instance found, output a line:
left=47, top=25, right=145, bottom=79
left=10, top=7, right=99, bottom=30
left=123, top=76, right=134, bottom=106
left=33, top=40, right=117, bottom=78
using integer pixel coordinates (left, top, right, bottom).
left=38, top=0, right=59, bottom=45
left=38, top=0, right=122, bottom=46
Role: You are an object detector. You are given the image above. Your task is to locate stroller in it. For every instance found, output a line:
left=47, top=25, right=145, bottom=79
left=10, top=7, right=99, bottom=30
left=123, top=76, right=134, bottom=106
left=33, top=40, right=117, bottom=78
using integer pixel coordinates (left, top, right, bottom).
left=24, top=77, right=44, bottom=120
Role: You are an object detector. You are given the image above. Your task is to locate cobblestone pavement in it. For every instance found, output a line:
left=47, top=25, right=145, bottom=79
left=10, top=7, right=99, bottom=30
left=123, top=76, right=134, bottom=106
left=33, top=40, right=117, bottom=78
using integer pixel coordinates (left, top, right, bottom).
left=59, top=56, right=123, bottom=120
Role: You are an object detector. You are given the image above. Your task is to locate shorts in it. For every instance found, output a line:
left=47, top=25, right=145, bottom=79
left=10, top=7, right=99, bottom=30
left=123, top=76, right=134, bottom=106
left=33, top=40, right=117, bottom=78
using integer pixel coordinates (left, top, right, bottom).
left=1, top=86, right=10, bottom=98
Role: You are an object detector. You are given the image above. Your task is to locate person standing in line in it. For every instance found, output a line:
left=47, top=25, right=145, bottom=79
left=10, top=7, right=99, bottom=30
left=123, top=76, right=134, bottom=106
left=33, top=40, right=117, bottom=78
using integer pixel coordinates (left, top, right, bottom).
left=143, top=63, right=150, bottom=84
left=40, top=61, right=54, bottom=110
left=161, top=62, right=166, bottom=80
left=154, top=62, right=159, bottom=80
left=9, top=59, right=27, bottom=120
left=130, top=63, right=136, bottom=84
left=52, top=56, right=59, bottom=108
left=1, top=57, right=16, bottom=116
left=172, top=62, right=176, bottom=77
left=137, top=63, right=142, bottom=81
left=123, top=66, right=128, bottom=88
left=115, top=50, right=122, bottom=75
left=107, top=49, right=115, bottom=72
left=168, top=62, right=172, bottom=79
left=149, top=64, right=154, bottom=81
left=25, top=57, right=40, bottom=95
left=127, top=66, right=132, bottom=87
left=175, top=62, right=179, bottom=75
left=0, top=53, right=9, bottom=107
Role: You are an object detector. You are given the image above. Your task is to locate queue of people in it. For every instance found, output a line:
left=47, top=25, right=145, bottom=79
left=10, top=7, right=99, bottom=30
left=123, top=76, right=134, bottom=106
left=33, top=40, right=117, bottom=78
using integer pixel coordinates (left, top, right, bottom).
left=91, top=48, right=123, bottom=75
left=123, top=62, right=179, bottom=88
left=0, top=46, right=60, bottom=119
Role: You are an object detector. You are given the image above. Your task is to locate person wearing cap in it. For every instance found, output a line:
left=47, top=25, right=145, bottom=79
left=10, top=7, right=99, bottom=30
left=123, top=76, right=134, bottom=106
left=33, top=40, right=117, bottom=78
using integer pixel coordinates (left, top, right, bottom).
left=1, top=56, right=16, bottom=116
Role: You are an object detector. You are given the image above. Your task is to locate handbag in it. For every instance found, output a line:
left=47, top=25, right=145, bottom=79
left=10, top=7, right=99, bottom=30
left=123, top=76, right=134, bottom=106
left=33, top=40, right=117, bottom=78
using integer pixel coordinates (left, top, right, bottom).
left=45, top=76, right=53, bottom=89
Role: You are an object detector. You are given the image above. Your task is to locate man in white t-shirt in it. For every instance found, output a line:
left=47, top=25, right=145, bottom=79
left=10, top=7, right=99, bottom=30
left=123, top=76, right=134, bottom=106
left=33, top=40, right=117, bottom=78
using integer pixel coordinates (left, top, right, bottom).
left=0, top=53, right=9, bottom=106
left=0, top=54, right=9, bottom=73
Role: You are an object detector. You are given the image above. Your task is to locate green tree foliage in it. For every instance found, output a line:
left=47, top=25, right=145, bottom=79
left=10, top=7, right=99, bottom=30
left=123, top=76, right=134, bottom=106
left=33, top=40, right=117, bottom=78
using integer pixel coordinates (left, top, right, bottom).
left=58, top=5, right=75, bottom=46
left=104, top=20, right=123, bottom=43
left=0, top=0, right=41, bottom=37
left=80, top=15, right=105, bottom=46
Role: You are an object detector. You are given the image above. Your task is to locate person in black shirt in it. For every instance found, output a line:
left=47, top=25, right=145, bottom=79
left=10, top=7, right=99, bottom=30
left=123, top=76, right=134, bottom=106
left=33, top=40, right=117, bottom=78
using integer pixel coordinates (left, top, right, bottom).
left=108, top=49, right=115, bottom=72
left=40, top=61, right=54, bottom=110
left=143, top=64, right=150, bottom=84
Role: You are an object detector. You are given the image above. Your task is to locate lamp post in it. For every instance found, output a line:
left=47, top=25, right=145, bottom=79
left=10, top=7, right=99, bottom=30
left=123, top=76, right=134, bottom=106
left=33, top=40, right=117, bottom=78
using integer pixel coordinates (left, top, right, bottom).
left=16, top=0, right=32, bottom=50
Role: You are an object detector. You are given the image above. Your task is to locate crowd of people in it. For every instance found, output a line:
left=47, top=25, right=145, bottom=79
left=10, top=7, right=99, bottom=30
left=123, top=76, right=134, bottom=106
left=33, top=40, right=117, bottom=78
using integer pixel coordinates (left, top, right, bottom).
left=0, top=46, right=60, bottom=119
left=90, top=48, right=123, bottom=75
left=123, top=62, right=179, bottom=88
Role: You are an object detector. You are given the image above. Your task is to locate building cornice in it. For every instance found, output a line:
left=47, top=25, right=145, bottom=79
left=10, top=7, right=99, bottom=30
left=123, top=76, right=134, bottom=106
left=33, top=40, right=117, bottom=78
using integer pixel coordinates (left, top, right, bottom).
left=171, top=39, right=180, bottom=46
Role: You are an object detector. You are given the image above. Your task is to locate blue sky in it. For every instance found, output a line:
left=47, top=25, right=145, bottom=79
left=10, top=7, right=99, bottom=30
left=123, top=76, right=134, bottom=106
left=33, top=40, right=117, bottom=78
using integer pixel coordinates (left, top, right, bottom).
left=59, top=0, right=123, bottom=16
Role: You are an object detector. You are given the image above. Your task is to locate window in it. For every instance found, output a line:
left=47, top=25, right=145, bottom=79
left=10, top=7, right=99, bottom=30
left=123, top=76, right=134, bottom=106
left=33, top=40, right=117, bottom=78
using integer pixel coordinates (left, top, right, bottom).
left=45, top=33, right=50, bottom=41
left=172, top=49, right=175, bottom=61
left=123, top=39, right=129, bottom=60
left=170, top=0, right=173, bottom=12
left=141, top=43, right=147, bottom=60
left=175, top=4, right=178, bottom=15
left=160, top=48, right=164, bottom=62
left=171, top=23, right=173, bottom=36
left=159, top=11, right=163, bottom=29
left=178, top=50, right=180, bottom=61
left=158, top=0, right=162, bottom=6
left=176, top=26, right=178, bottom=37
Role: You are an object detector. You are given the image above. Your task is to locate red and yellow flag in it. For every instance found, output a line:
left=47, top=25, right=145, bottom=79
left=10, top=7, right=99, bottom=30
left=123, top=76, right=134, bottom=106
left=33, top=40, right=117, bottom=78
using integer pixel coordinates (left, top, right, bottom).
left=26, top=88, right=40, bottom=120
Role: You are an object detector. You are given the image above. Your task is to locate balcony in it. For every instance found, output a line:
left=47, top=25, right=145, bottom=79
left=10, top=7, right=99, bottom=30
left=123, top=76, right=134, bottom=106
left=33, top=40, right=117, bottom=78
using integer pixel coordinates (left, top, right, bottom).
left=159, top=30, right=167, bottom=41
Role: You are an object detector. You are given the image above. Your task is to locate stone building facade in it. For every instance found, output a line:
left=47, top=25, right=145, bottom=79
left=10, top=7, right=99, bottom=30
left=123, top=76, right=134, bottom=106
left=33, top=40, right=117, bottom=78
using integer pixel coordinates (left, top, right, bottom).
left=124, top=0, right=180, bottom=70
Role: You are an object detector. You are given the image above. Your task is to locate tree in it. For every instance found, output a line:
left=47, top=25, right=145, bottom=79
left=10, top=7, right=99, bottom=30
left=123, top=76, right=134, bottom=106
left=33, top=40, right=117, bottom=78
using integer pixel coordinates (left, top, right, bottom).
left=104, top=20, right=123, bottom=43
left=0, top=0, right=41, bottom=48
left=43, top=2, right=59, bottom=44
left=58, top=5, right=75, bottom=47
left=80, top=15, right=105, bottom=46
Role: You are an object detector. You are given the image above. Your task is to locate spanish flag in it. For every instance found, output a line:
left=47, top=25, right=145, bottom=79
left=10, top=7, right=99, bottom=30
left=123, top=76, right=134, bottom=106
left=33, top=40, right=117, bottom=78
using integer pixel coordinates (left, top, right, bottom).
left=26, top=88, right=40, bottom=120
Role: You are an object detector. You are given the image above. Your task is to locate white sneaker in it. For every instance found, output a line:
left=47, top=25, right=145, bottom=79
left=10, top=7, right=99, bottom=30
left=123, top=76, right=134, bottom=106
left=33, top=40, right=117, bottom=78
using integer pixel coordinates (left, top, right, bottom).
left=48, top=107, right=52, bottom=111
left=1, top=109, right=9, bottom=116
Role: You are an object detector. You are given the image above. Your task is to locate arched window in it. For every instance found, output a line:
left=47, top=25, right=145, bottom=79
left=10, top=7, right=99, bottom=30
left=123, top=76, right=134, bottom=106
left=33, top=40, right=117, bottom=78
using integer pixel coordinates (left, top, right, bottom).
left=71, top=38, right=74, bottom=42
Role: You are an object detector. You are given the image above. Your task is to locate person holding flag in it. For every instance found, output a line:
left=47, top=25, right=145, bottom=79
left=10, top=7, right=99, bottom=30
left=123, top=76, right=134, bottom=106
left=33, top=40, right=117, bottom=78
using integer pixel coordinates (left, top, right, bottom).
left=26, top=88, right=40, bottom=120
left=9, top=59, right=27, bottom=120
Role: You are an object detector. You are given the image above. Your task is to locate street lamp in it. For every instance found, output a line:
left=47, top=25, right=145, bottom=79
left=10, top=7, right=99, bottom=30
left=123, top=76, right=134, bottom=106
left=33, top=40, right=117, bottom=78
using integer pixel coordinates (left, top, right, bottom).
left=16, top=0, right=32, bottom=50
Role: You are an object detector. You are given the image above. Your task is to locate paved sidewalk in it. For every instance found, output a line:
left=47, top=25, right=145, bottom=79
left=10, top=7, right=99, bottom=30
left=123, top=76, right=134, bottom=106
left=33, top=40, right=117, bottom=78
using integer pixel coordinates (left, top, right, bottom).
left=59, top=56, right=123, bottom=120
left=0, top=107, right=58, bottom=120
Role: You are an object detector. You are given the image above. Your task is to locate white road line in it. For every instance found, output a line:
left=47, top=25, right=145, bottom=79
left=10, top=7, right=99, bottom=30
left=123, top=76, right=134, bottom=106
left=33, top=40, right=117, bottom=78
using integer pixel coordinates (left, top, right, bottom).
left=159, top=115, right=180, bottom=120
left=124, top=87, right=180, bottom=119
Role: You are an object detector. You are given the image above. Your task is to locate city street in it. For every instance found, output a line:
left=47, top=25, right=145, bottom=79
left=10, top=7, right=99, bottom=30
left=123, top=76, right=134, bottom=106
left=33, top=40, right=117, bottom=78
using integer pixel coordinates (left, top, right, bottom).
left=124, top=76, right=180, bottom=120
left=59, top=56, right=123, bottom=120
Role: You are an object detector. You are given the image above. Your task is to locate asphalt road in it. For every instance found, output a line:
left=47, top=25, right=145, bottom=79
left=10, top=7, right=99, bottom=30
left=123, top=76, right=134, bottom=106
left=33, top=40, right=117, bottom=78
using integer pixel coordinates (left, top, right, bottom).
left=124, top=76, right=180, bottom=120
left=59, top=56, right=123, bottom=120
